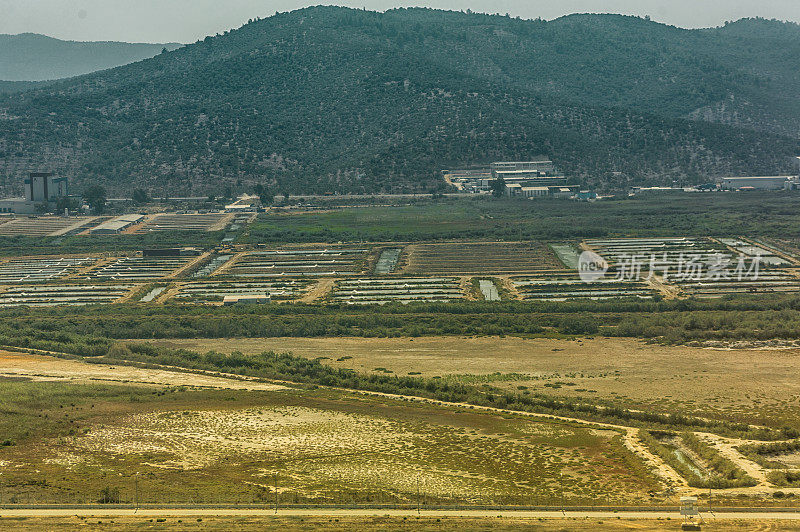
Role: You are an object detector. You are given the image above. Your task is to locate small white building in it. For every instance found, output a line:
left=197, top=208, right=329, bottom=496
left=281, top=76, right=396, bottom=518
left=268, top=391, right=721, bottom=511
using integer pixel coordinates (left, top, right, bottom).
left=520, top=186, right=550, bottom=198
left=551, top=187, right=575, bottom=199
left=223, top=293, right=270, bottom=305
left=0, top=198, right=38, bottom=214
left=90, top=214, right=145, bottom=234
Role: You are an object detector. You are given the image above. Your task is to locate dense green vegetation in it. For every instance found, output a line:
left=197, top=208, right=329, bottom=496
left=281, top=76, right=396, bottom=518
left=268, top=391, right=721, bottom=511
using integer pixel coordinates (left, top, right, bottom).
left=680, top=432, right=758, bottom=488
left=3, top=294, right=800, bottom=349
left=768, top=471, right=800, bottom=488
left=1, top=8, right=799, bottom=197
left=245, top=193, right=800, bottom=243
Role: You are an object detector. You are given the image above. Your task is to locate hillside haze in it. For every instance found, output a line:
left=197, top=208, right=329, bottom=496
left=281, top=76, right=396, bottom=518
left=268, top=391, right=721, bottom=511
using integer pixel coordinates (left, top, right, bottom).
left=1, top=7, right=799, bottom=196
left=0, top=33, right=183, bottom=81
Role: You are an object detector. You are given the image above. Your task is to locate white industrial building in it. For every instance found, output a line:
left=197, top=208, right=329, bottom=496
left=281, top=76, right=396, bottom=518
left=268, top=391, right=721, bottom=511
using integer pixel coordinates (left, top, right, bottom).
left=629, top=186, right=699, bottom=195
left=490, top=171, right=567, bottom=187
left=505, top=184, right=579, bottom=198
left=0, top=198, right=35, bottom=214
left=0, top=172, right=70, bottom=214
left=490, top=160, right=563, bottom=188
left=90, top=214, right=144, bottom=234
left=718, top=176, right=798, bottom=190
left=25, top=173, right=68, bottom=202
left=490, top=160, right=557, bottom=174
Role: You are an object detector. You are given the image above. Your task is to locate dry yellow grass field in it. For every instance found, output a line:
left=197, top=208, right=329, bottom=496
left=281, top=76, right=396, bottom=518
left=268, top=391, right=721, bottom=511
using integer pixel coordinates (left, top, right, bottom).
left=146, top=336, right=800, bottom=428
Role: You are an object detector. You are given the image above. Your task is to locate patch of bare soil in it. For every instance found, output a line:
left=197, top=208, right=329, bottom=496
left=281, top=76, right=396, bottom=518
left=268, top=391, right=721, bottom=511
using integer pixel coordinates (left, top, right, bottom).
left=0, top=350, right=285, bottom=391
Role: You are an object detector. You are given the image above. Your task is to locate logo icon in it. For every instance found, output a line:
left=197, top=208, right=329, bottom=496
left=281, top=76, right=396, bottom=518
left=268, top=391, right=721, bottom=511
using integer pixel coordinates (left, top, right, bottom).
left=578, top=250, right=608, bottom=282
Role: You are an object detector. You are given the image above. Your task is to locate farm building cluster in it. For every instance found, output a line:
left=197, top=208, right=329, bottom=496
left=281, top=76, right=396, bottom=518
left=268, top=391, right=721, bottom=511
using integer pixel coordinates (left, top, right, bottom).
left=443, top=158, right=800, bottom=198
left=442, top=160, right=585, bottom=198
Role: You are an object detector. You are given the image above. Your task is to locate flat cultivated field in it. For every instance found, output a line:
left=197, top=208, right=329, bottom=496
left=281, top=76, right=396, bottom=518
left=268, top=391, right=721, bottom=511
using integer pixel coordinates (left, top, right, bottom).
left=148, top=336, right=800, bottom=429
left=400, top=242, right=564, bottom=275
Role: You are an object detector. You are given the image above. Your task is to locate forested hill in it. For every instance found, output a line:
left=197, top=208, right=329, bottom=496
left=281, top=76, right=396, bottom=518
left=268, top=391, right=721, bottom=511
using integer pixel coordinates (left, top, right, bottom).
left=1, top=8, right=799, bottom=196
left=0, top=33, right=183, bottom=82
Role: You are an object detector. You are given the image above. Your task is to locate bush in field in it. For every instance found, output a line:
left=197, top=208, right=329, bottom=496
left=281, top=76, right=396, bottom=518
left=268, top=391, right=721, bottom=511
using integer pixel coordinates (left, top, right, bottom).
left=768, top=471, right=800, bottom=488
left=559, top=315, right=599, bottom=335
left=98, top=486, right=120, bottom=504
left=638, top=430, right=757, bottom=488
left=106, top=343, right=134, bottom=359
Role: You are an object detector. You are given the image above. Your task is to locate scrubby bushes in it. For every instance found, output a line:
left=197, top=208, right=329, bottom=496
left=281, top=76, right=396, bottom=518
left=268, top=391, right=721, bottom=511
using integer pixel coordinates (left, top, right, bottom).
left=681, top=432, right=757, bottom=488
left=638, top=429, right=703, bottom=485
left=639, top=430, right=757, bottom=488
left=768, top=471, right=800, bottom=488
left=739, top=439, right=800, bottom=469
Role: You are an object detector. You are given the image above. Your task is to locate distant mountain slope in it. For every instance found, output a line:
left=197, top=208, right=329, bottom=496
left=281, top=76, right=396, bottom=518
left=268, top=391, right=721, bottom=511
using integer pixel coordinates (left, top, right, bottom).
left=0, top=80, right=52, bottom=94
left=0, top=8, right=798, bottom=196
left=0, top=33, right=183, bottom=81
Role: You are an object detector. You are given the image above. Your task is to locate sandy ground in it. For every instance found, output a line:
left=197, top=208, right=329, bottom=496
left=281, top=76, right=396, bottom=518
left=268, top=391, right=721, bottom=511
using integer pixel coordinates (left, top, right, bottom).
left=0, top=350, right=285, bottom=391
left=0, top=348, right=795, bottom=501
left=145, top=336, right=800, bottom=426
left=298, top=278, right=334, bottom=303
left=70, top=405, right=409, bottom=471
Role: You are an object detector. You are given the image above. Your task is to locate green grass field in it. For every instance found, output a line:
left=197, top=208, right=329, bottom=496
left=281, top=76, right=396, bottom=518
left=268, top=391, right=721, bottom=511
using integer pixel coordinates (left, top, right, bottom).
left=244, top=193, right=800, bottom=243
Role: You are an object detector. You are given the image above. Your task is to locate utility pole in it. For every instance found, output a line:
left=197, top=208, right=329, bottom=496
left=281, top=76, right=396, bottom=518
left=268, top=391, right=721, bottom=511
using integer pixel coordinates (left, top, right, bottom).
left=708, top=484, right=713, bottom=515
left=274, top=473, right=278, bottom=514
left=134, top=473, right=139, bottom=511
left=416, top=476, right=421, bottom=515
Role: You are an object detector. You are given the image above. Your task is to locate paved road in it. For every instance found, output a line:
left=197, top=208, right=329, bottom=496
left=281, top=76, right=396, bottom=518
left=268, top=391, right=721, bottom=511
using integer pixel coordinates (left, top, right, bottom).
left=2, top=508, right=800, bottom=520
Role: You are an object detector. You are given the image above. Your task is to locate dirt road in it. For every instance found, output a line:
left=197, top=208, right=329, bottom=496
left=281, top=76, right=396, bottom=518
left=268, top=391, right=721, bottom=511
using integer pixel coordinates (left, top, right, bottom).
left=1, top=507, right=800, bottom=521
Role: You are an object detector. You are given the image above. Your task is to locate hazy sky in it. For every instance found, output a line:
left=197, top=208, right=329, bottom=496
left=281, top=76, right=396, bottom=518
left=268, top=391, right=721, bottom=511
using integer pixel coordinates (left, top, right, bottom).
left=2, top=0, right=800, bottom=43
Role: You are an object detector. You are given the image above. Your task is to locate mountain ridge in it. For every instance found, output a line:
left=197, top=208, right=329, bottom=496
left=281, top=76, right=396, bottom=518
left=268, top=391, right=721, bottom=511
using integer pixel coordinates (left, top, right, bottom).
left=0, top=32, right=183, bottom=81
left=0, top=7, right=798, bottom=196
